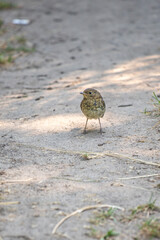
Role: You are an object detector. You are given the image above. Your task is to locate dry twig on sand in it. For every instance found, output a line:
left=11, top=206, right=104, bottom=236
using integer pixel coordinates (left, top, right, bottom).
left=0, top=178, right=34, bottom=184
left=0, top=201, right=19, bottom=205
left=118, top=174, right=160, bottom=180
left=52, top=204, right=124, bottom=235
left=14, top=143, right=160, bottom=168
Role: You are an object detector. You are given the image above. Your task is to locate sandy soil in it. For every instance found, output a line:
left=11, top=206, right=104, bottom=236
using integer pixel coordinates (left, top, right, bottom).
left=0, top=0, right=160, bottom=239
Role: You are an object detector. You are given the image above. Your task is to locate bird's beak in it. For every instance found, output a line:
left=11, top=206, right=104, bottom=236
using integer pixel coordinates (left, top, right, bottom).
left=80, top=92, right=84, bottom=95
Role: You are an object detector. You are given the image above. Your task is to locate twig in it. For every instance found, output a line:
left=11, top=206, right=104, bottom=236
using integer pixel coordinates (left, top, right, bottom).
left=93, top=152, right=160, bottom=167
left=152, top=121, right=160, bottom=129
left=50, top=176, right=100, bottom=183
left=0, top=176, right=101, bottom=185
left=14, top=143, right=85, bottom=155
left=0, top=178, right=34, bottom=184
left=118, top=104, right=133, bottom=107
left=52, top=204, right=124, bottom=235
left=0, top=201, right=19, bottom=205
left=14, top=143, right=160, bottom=168
left=118, top=174, right=159, bottom=180
left=56, top=232, right=73, bottom=240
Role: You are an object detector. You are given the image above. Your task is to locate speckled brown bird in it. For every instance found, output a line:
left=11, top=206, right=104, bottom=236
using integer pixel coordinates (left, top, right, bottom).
left=80, top=88, right=106, bottom=133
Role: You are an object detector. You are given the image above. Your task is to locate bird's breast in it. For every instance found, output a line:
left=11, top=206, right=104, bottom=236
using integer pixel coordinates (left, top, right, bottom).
left=80, top=98, right=105, bottom=119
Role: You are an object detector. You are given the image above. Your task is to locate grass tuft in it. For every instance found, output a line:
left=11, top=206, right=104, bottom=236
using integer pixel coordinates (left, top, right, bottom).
left=0, top=1, right=16, bottom=10
left=100, top=229, right=118, bottom=240
left=86, top=227, right=118, bottom=240
left=0, top=36, right=35, bottom=65
left=131, top=196, right=160, bottom=215
left=0, top=19, right=3, bottom=27
left=144, top=92, right=160, bottom=128
left=151, top=92, right=160, bottom=117
left=143, top=108, right=152, bottom=115
left=152, top=92, right=160, bottom=106
left=16, top=36, right=26, bottom=45
left=0, top=19, right=6, bottom=35
left=86, top=227, right=101, bottom=239
left=0, top=54, right=13, bottom=64
left=140, top=218, right=160, bottom=238
left=3, top=44, right=35, bottom=53
left=89, top=208, right=115, bottom=225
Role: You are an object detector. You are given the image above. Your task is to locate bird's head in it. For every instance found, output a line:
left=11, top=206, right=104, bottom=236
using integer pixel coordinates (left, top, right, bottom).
left=80, top=88, right=102, bottom=99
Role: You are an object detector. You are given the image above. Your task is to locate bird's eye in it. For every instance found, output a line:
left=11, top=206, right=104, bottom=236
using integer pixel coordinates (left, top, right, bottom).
left=89, top=92, right=92, bottom=94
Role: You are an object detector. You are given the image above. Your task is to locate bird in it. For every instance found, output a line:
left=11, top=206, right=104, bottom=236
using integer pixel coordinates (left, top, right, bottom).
left=80, top=88, right=106, bottom=133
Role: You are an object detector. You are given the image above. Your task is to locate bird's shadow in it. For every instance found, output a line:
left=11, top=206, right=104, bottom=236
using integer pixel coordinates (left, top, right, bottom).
left=71, top=127, right=106, bottom=138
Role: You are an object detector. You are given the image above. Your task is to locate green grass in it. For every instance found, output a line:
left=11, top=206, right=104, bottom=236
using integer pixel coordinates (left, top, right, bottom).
left=131, top=202, right=159, bottom=215
left=131, top=196, right=160, bottom=215
left=0, top=19, right=6, bottom=35
left=140, top=219, right=160, bottom=238
left=85, top=198, right=159, bottom=240
left=86, top=227, right=101, bottom=239
left=0, top=1, right=16, bottom=10
left=16, top=36, right=27, bottom=45
left=0, top=19, right=3, bottom=27
left=152, top=92, right=160, bottom=106
left=1, top=45, right=35, bottom=53
left=143, top=108, right=151, bottom=115
left=87, top=209, right=117, bottom=239
left=86, top=227, right=118, bottom=240
left=100, top=229, right=118, bottom=240
left=89, top=208, right=115, bottom=225
left=121, top=196, right=160, bottom=223
left=152, top=92, right=160, bottom=117
left=144, top=92, right=160, bottom=124
left=0, top=54, right=13, bottom=64
left=0, top=36, right=35, bottom=65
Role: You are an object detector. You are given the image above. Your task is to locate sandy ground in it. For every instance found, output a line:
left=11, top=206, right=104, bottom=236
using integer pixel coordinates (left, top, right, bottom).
left=0, top=0, right=160, bottom=239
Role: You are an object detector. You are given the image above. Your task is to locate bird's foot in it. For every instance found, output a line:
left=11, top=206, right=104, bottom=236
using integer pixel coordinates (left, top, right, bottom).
left=99, top=129, right=105, bottom=134
left=83, top=129, right=87, bottom=134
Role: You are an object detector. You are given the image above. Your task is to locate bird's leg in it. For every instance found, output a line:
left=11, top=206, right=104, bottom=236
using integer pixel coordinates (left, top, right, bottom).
left=83, top=118, right=88, bottom=134
left=98, top=118, right=104, bottom=133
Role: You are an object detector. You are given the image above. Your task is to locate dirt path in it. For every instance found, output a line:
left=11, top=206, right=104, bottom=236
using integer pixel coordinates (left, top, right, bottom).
left=0, top=0, right=160, bottom=239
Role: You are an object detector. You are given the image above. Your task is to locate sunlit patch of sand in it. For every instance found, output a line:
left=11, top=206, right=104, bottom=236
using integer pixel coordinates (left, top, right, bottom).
left=0, top=111, right=130, bottom=134
left=69, top=55, right=160, bottom=92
